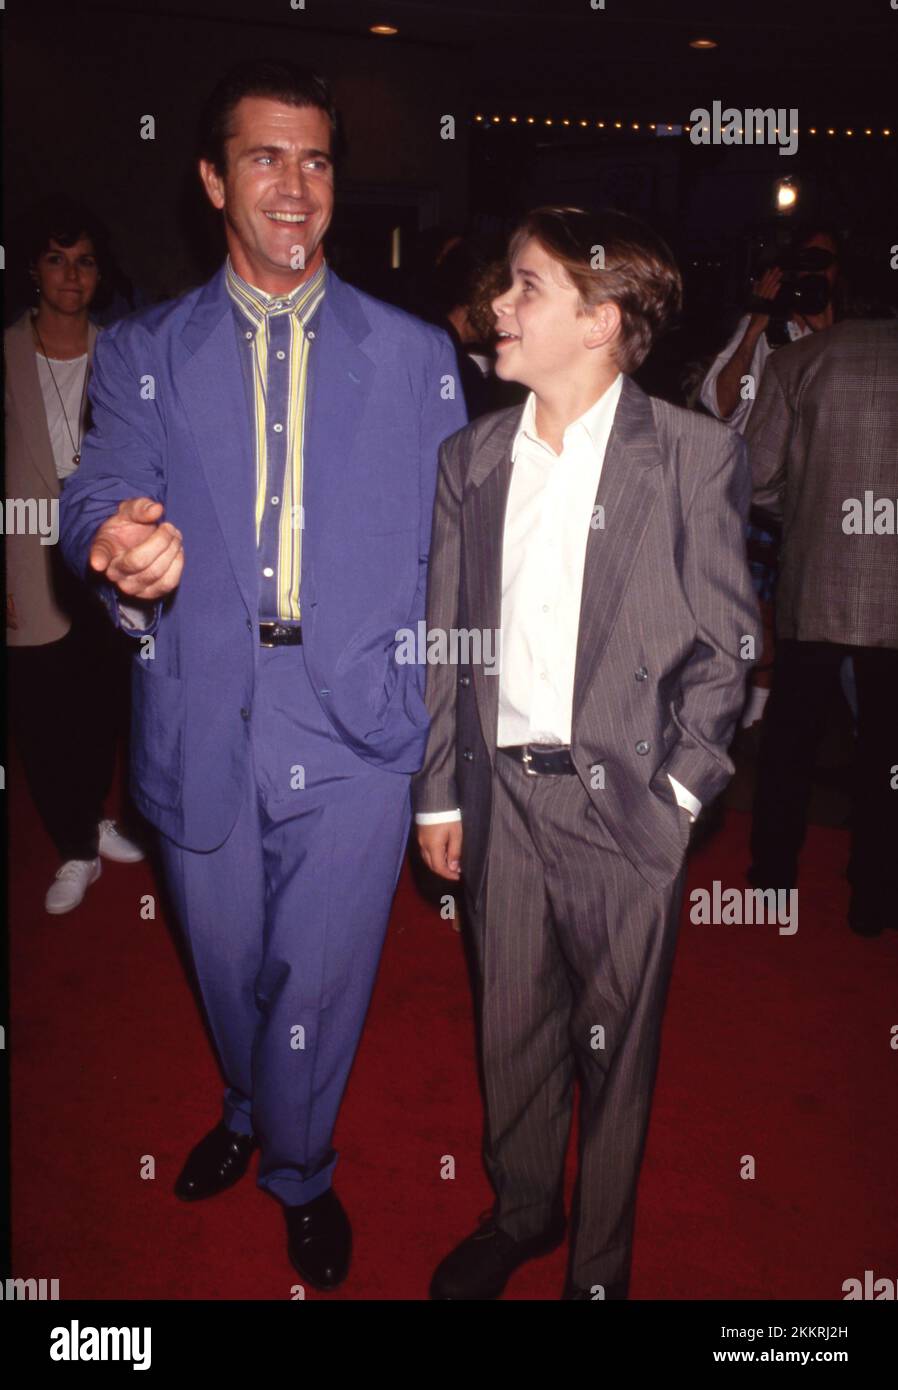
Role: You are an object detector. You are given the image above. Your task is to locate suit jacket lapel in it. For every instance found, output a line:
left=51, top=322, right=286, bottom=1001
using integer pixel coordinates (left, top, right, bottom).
left=572, top=374, right=662, bottom=721
left=180, top=267, right=258, bottom=617
left=300, top=271, right=375, bottom=610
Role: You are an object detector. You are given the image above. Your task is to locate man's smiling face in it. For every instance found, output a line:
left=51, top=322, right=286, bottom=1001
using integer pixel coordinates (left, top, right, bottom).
left=199, top=95, right=335, bottom=294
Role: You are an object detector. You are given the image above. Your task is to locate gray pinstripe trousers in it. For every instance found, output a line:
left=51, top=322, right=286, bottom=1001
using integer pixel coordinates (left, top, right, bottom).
left=467, top=749, right=687, bottom=1296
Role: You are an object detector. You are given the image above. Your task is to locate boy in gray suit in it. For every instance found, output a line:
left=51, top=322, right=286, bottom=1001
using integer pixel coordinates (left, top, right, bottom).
left=414, top=207, right=759, bottom=1300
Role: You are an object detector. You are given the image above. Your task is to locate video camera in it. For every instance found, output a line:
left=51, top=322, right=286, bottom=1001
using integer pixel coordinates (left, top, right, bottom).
left=747, top=245, right=835, bottom=321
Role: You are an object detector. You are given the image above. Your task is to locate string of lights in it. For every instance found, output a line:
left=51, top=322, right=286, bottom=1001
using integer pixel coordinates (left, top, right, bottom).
left=473, top=115, right=893, bottom=138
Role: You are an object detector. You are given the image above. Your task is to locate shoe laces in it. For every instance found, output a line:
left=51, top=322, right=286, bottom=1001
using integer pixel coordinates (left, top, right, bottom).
left=55, top=859, right=97, bottom=881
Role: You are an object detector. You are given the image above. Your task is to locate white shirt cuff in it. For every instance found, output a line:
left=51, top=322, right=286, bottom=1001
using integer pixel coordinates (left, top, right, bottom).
left=415, top=808, right=462, bottom=824
left=668, top=774, right=701, bottom=822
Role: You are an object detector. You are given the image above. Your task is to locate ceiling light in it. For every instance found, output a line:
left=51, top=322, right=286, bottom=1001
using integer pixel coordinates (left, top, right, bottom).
left=775, top=177, right=798, bottom=212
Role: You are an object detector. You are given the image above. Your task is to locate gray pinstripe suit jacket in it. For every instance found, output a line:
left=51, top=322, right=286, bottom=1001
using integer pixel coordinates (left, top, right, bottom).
left=411, top=373, right=760, bottom=904
left=747, top=318, right=898, bottom=649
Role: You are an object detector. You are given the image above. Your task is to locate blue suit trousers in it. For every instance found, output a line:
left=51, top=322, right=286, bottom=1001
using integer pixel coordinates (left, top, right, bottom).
left=158, top=642, right=412, bottom=1206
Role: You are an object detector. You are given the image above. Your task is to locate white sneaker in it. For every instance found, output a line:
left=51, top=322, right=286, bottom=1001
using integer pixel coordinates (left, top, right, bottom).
left=45, top=858, right=102, bottom=915
left=98, top=819, right=145, bottom=864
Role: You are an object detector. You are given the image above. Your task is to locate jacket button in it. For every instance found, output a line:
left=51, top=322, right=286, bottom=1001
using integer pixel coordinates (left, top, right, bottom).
left=463, top=749, right=474, bottom=761
left=635, top=666, right=648, bottom=681
left=240, top=708, right=250, bottom=721
left=246, top=619, right=253, bottom=631
left=459, top=674, right=471, bottom=687
left=635, top=739, right=650, bottom=755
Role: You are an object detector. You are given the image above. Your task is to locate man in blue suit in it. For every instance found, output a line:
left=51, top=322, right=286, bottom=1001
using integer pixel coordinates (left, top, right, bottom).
left=59, top=60, right=466, bottom=1290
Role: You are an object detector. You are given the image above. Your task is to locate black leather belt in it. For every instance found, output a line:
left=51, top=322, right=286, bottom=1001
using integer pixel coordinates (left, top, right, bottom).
left=259, top=622, right=303, bottom=647
left=499, top=744, right=576, bottom=776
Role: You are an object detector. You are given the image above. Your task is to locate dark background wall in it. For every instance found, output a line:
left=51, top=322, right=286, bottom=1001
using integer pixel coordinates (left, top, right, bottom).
left=5, top=0, right=897, bottom=350
left=4, top=2, right=473, bottom=308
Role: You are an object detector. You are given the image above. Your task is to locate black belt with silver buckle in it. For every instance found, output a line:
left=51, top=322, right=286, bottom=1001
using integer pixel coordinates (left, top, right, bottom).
left=259, top=622, right=303, bottom=648
left=499, top=744, right=576, bottom=776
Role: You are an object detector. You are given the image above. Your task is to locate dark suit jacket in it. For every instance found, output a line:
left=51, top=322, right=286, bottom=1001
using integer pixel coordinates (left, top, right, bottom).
left=412, top=374, right=760, bottom=901
left=746, top=318, right=898, bottom=648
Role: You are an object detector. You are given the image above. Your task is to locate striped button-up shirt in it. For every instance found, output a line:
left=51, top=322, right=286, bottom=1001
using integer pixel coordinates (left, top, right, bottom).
left=226, top=256, right=326, bottom=622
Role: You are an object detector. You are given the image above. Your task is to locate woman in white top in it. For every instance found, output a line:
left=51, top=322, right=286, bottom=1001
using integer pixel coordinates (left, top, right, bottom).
left=5, top=198, right=144, bottom=914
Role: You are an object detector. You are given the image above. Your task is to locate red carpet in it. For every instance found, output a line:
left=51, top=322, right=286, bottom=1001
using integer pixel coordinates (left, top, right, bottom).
left=9, top=750, right=897, bottom=1300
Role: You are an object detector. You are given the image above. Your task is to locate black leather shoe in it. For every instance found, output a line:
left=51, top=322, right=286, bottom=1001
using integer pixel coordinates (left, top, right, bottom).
left=430, top=1207, right=566, bottom=1300
left=174, top=1122, right=257, bottom=1201
left=285, top=1190, right=352, bottom=1291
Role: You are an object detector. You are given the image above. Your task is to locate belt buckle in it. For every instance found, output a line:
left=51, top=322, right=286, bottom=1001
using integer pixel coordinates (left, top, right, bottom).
left=521, top=746, right=539, bottom=777
left=259, top=622, right=276, bottom=648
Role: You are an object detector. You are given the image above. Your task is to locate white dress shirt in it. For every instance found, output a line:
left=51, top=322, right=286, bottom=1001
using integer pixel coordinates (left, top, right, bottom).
left=417, top=376, right=700, bottom=825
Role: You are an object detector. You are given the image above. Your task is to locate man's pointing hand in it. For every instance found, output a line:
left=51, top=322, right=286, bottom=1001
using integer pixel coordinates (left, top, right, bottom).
left=89, top=496, right=184, bottom=600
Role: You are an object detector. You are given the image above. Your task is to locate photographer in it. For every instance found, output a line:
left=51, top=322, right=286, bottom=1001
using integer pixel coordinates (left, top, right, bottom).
left=700, top=225, right=841, bottom=427
left=698, top=226, right=842, bottom=732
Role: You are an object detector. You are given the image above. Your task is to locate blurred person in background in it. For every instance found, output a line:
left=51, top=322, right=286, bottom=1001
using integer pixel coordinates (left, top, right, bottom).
left=746, top=309, right=898, bottom=937
left=425, top=235, right=494, bottom=417
left=5, top=196, right=144, bottom=914
left=700, top=223, right=843, bottom=732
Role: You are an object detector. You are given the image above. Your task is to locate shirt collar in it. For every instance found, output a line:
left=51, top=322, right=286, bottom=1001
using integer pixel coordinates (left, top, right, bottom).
left=226, top=256, right=327, bottom=331
left=512, top=373, right=624, bottom=461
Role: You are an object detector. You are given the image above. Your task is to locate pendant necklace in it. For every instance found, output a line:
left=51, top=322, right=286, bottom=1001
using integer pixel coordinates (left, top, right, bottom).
left=32, top=314, right=90, bottom=466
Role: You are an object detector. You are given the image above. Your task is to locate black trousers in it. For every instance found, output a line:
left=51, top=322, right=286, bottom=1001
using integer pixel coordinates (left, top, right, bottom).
left=749, top=639, right=898, bottom=914
left=7, top=596, right=134, bottom=862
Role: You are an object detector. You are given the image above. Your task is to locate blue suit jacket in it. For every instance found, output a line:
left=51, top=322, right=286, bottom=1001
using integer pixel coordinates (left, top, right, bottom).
left=59, top=264, right=467, bottom=851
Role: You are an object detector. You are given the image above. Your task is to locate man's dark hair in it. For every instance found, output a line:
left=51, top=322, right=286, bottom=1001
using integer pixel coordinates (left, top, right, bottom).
left=25, top=195, right=111, bottom=273
left=196, top=59, right=341, bottom=174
